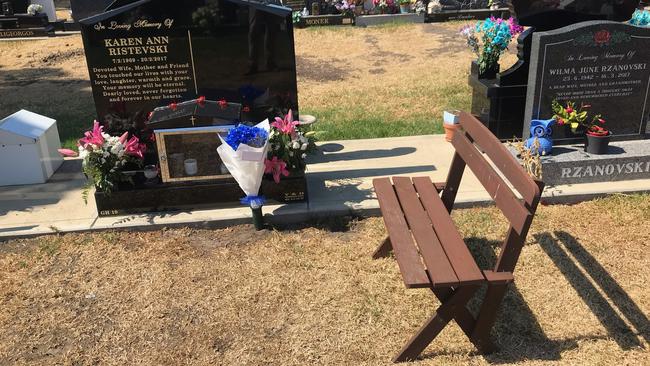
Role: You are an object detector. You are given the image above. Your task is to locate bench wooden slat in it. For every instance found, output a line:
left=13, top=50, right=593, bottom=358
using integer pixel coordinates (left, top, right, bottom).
left=412, top=176, right=485, bottom=285
left=392, top=177, right=459, bottom=287
left=451, top=131, right=532, bottom=234
left=373, top=178, right=431, bottom=288
left=458, top=112, right=540, bottom=205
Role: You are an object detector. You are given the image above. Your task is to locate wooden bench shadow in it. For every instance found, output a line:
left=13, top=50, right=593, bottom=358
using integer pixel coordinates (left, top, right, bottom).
left=535, top=231, right=649, bottom=350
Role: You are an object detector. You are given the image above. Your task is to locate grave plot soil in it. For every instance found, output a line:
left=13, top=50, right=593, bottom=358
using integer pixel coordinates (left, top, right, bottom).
left=1, top=194, right=648, bottom=365
left=0, top=23, right=517, bottom=148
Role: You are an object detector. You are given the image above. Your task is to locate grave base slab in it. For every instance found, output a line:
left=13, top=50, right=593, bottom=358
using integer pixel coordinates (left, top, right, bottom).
left=536, top=140, right=650, bottom=186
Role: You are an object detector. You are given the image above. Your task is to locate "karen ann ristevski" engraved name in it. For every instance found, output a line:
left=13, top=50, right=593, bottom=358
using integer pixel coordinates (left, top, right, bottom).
left=104, top=36, right=169, bottom=56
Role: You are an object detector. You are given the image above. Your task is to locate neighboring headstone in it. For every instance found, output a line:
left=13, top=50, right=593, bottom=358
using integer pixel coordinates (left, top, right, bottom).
left=31, top=0, right=56, bottom=22
left=69, top=0, right=115, bottom=21
left=524, top=21, right=650, bottom=143
left=0, top=110, right=63, bottom=186
left=79, top=0, right=299, bottom=134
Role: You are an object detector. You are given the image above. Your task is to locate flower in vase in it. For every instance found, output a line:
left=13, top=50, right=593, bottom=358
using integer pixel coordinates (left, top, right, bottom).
left=264, top=156, right=290, bottom=183
left=78, top=121, right=105, bottom=148
left=271, top=109, right=299, bottom=138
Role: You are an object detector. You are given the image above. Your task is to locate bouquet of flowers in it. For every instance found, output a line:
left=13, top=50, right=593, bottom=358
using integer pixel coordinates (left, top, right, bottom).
left=27, top=4, right=43, bottom=15
left=630, top=9, right=650, bottom=26
left=460, top=17, right=523, bottom=75
left=217, top=121, right=270, bottom=229
left=373, top=0, right=394, bottom=13
left=335, top=0, right=355, bottom=17
left=266, top=110, right=316, bottom=183
left=58, top=121, right=146, bottom=200
left=552, top=100, right=608, bottom=136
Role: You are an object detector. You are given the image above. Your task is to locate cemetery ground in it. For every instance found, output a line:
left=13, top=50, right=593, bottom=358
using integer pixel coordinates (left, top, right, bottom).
left=1, top=21, right=648, bottom=365
left=0, top=22, right=515, bottom=148
left=1, top=194, right=649, bottom=364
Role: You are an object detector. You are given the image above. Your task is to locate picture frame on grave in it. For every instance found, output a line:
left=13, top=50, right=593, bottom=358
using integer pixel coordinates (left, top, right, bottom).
left=155, top=125, right=234, bottom=183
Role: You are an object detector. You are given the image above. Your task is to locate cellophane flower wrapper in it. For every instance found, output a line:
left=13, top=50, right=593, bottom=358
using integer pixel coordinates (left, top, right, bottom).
left=217, top=119, right=270, bottom=207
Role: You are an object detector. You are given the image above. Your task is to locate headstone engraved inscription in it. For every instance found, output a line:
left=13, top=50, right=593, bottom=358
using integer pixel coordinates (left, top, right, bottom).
left=524, top=21, right=650, bottom=143
left=78, top=0, right=304, bottom=215
left=80, top=0, right=299, bottom=134
left=469, top=0, right=639, bottom=140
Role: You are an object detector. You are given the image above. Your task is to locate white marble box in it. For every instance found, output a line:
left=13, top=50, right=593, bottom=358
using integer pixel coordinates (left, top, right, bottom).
left=0, top=110, right=63, bottom=186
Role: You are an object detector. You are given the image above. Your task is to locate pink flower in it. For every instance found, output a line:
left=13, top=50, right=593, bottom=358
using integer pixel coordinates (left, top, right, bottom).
left=57, top=148, right=78, bottom=157
left=264, top=156, right=290, bottom=183
left=271, top=110, right=299, bottom=138
left=78, top=120, right=105, bottom=148
left=118, top=131, right=129, bottom=144
left=197, top=96, right=206, bottom=107
left=124, top=135, right=146, bottom=159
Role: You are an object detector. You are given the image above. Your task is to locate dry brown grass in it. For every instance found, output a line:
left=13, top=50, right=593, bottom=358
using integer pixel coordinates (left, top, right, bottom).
left=1, top=194, right=648, bottom=365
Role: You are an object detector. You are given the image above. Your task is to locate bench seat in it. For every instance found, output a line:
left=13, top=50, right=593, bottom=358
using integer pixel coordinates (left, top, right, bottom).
left=373, top=176, right=494, bottom=289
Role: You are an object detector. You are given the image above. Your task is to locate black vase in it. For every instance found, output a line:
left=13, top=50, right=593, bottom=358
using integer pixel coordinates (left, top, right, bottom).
left=479, top=64, right=500, bottom=79
left=584, top=133, right=611, bottom=155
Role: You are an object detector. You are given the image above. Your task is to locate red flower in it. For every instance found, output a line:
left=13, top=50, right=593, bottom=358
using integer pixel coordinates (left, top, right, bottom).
left=197, top=96, right=206, bottom=107
left=556, top=117, right=565, bottom=125
left=599, top=118, right=606, bottom=124
left=594, top=30, right=611, bottom=45
left=218, top=99, right=228, bottom=109
left=169, top=102, right=178, bottom=111
left=242, top=106, right=251, bottom=113
left=565, top=107, right=573, bottom=114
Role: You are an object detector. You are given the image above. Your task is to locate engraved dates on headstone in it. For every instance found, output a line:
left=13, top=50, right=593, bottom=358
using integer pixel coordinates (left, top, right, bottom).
left=524, top=21, right=650, bottom=143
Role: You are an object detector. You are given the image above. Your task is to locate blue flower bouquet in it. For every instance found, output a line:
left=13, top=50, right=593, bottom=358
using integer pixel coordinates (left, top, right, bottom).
left=217, top=120, right=270, bottom=229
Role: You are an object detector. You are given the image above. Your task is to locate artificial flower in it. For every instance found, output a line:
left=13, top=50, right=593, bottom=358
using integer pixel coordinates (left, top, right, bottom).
left=78, top=120, right=105, bottom=148
left=264, top=156, right=290, bottom=183
left=271, top=109, right=299, bottom=137
left=57, top=148, right=78, bottom=157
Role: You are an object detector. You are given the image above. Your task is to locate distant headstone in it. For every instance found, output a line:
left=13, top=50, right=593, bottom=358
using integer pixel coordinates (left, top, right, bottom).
left=524, top=21, right=650, bottom=143
left=79, top=0, right=299, bottom=134
left=31, top=0, right=56, bottom=22
left=69, top=0, right=116, bottom=21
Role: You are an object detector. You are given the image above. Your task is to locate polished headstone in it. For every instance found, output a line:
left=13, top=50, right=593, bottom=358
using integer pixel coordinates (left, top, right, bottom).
left=511, top=0, right=639, bottom=30
left=524, top=21, right=650, bottom=143
left=69, top=0, right=121, bottom=21
left=80, top=0, right=299, bottom=134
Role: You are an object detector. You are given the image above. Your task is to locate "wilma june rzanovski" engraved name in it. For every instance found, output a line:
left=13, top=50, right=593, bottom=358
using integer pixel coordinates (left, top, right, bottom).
left=104, top=36, right=169, bottom=56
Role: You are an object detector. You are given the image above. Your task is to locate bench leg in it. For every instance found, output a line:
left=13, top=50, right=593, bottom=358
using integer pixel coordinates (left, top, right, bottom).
left=470, top=284, right=508, bottom=352
left=432, top=288, right=496, bottom=354
left=372, top=237, right=392, bottom=259
left=393, top=286, right=478, bottom=362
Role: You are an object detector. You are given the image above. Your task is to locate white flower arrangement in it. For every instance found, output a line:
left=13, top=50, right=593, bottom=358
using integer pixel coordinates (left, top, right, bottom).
left=27, top=4, right=43, bottom=15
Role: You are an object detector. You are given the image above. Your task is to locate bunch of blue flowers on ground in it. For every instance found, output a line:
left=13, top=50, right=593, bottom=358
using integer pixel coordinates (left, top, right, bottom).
left=225, top=124, right=269, bottom=150
left=460, top=17, right=523, bottom=75
left=629, top=9, right=650, bottom=26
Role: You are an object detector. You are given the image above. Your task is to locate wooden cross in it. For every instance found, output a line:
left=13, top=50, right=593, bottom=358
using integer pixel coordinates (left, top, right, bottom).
left=190, top=116, right=196, bottom=126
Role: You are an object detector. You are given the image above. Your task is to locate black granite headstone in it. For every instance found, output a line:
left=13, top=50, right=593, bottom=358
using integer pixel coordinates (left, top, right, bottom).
left=69, top=0, right=122, bottom=21
left=8, top=0, right=27, bottom=14
left=524, top=21, right=650, bottom=143
left=80, top=0, right=299, bottom=134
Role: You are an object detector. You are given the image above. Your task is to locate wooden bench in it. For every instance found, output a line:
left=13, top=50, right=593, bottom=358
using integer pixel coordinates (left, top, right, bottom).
left=372, top=112, right=544, bottom=362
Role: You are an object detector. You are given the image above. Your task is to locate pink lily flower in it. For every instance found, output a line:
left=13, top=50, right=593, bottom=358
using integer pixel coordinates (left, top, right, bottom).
left=78, top=120, right=105, bottom=148
left=57, top=148, right=78, bottom=157
left=271, top=110, right=299, bottom=138
left=118, top=131, right=129, bottom=144
left=264, top=156, right=290, bottom=183
left=124, top=136, right=146, bottom=159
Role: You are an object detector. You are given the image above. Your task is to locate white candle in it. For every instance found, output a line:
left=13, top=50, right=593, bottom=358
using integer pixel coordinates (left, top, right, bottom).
left=184, top=159, right=198, bottom=176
